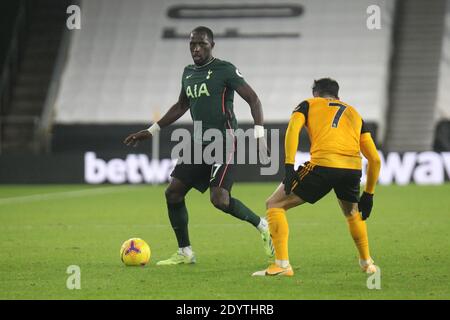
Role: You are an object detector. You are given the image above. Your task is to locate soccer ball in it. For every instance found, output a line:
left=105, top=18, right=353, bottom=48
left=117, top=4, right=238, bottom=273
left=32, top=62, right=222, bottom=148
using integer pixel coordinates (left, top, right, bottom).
left=120, top=238, right=151, bottom=266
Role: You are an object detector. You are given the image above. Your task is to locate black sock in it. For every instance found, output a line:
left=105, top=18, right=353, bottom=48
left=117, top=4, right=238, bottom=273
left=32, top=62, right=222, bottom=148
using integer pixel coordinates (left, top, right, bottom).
left=167, top=200, right=190, bottom=248
left=224, top=198, right=261, bottom=227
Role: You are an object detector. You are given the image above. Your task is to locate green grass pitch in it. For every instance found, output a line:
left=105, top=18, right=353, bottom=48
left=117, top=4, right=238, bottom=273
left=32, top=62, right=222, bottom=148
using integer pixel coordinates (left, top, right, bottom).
left=0, top=183, right=449, bottom=300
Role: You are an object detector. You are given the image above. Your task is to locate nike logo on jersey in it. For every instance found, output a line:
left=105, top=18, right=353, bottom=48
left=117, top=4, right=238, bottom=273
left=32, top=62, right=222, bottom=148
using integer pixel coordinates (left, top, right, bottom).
left=186, top=74, right=193, bottom=79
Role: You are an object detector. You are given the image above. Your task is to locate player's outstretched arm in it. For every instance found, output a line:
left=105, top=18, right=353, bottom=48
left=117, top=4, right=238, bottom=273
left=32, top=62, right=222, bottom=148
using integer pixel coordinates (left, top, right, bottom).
left=157, top=89, right=190, bottom=128
left=235, top=83, right=263, bottom=128
left=123, top=89, right=190, bottom=147
left=236, top=83, right=271, bottom=161
left=359, top=132, right=381, bottom=220
left=284, top=112, right=305, bottom=194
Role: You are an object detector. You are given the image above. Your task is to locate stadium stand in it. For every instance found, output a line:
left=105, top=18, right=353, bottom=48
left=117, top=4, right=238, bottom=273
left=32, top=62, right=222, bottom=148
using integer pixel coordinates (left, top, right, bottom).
left=1, top=0, right=450, bottom=184
left=54, top=0, right=394, bottom=129
left=0, top=0, right=70, bottom=153
left=384, top=0, right=447, bottom=152
left=435, top=5, right=450, bottom=151
left=437, top=3, right=450, bottom=118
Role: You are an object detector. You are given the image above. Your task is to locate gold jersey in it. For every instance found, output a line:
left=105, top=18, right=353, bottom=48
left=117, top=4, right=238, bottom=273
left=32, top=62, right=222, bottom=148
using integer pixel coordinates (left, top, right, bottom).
left=286, top=97, right=369, bottom=170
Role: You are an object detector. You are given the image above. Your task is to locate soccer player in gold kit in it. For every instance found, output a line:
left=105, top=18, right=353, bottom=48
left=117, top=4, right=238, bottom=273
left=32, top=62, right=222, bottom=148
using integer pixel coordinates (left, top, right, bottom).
left=253, top=78, right=381, bottom=277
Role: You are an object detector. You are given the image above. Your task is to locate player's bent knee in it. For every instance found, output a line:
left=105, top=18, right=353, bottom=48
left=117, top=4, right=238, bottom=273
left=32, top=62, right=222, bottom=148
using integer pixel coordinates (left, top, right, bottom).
left=165, top=187, right=185, bottom=204
left=344, top=209, right=360, bottom=218
left=210, top=198, right=229, bottom=212
left=266, top=196, right=281, bottom=210
left=265, top=198, right=273, bottom=209
left=210, top=194, right=230, bottom=212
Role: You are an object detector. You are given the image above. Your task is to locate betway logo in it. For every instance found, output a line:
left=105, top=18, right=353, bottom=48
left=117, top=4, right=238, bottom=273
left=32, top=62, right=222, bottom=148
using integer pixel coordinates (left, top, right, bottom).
left=85, top=152, right=177, bottom=184
left=296, top=151, right=450, bottom=185
left=85, top=151, right=450, bottom=185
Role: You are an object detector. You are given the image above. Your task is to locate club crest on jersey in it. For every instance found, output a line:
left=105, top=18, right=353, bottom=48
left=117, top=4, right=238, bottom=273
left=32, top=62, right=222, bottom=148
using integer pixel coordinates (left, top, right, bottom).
left=186, top=83, right=210, bottom=98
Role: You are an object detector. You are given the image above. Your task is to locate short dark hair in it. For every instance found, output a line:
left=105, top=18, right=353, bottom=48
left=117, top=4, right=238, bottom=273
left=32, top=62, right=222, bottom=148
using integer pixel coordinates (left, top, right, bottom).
left=191, top=26, right=214, bottom=42
left=312, top=78, right=339, bottom=98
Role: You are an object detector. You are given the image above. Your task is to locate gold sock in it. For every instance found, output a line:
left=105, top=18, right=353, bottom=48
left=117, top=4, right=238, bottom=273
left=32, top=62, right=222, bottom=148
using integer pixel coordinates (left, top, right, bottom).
left=346, top=213, right=371, bottom=261
left=267, top=208, right=289, bottom=261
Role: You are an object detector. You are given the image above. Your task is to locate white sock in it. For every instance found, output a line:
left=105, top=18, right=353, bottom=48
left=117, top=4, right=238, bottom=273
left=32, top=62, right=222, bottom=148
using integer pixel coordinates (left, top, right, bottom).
left=179, top=246, right=193, bottom=257
left=360, top=258, right=374, bottom=266
left=276, top=259, right=290, bottom=268
left=257, top=217, right=268, bottom=232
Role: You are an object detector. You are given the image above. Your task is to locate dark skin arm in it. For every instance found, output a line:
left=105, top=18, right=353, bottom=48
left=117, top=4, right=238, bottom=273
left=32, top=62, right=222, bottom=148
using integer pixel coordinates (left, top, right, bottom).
left=235, top=83, right=263, bottom=126
left=235, top=82, right=270, bottom=162
left=123, top=89, right=190, bottom=147
left=157, top=88, right=190, bottom=128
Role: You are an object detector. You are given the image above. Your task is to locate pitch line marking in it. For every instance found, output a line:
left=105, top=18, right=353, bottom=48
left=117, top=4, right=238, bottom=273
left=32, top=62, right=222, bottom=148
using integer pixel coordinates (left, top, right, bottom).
left=0, top=186, right=137, bottom=206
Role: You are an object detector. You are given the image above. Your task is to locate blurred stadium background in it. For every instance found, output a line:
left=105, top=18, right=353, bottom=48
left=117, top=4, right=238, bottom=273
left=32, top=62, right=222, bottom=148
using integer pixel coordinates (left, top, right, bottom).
left=0, top=0, right=449, bottom=185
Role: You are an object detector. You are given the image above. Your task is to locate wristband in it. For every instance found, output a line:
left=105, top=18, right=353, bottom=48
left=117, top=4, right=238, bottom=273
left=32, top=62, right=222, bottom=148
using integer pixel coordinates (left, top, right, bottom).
left=254, top=125, right=265, bottom=139
left=147, top=122, right=160, bottom=135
